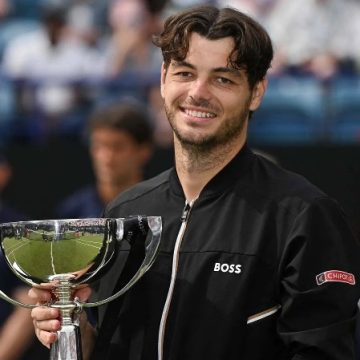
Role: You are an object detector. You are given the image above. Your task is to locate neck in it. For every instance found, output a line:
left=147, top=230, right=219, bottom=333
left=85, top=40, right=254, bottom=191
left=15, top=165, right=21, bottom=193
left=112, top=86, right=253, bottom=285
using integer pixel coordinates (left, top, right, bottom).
left=174, top=136, right=246, bottom=201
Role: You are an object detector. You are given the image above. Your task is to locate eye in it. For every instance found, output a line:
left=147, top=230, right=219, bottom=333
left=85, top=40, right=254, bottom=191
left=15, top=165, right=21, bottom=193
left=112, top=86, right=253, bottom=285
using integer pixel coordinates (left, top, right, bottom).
left=174, top=71, right=193, bottom=78
left=216, top=77, right=234, bottom=85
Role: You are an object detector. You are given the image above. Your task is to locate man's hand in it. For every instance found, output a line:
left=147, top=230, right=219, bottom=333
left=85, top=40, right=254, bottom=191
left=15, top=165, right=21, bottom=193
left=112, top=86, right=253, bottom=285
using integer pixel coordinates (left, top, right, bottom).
left=28, top=286, right=92, bottom=348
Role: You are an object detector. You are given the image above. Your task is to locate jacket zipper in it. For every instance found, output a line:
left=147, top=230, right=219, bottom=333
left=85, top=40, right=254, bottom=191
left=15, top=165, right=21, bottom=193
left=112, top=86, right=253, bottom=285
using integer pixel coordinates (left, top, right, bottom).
left=157, top=199, right=195, bottom=360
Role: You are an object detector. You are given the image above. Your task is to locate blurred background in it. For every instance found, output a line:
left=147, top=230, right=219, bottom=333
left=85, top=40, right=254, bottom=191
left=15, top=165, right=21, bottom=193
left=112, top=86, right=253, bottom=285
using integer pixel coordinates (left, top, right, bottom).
left=0, top=0, right=359, bottom=232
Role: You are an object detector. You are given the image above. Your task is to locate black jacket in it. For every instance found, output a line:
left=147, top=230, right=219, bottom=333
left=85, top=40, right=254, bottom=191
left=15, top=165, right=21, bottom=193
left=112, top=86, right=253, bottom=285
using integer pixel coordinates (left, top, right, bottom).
left=92, top=145, right=360, bottom=360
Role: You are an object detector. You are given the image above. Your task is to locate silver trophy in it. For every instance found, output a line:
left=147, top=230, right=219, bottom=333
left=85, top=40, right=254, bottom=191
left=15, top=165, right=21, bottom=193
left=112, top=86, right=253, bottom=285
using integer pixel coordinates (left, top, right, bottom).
left=0, top=216, right=162, bottom=360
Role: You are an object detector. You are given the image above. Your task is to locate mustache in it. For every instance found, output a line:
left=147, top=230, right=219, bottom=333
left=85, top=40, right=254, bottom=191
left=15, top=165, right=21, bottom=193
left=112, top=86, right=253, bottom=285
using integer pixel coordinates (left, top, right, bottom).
left=181, top=96, right=219, bottom=113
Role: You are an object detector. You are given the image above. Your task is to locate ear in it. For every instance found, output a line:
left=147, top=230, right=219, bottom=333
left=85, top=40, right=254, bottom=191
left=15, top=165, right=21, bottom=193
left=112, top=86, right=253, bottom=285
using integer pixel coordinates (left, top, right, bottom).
left=160, top=62, right=167, bottom=99
left=249, top=78, right=267, bottom=112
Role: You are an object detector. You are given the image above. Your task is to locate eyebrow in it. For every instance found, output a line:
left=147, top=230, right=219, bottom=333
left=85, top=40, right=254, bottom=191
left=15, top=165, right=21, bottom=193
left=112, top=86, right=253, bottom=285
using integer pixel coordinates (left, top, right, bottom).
left=171, top=60, right=243, bottom=77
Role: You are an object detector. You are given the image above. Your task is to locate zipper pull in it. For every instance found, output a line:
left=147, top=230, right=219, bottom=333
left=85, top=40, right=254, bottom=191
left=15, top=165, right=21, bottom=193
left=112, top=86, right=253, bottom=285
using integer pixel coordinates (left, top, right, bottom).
left=181, top=202, right=191, bottom=222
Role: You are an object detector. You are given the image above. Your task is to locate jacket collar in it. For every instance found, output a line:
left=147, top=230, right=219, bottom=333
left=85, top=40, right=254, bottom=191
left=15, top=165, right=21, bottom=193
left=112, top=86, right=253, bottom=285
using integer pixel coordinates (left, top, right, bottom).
left=169, top=144, right=255, bottom=199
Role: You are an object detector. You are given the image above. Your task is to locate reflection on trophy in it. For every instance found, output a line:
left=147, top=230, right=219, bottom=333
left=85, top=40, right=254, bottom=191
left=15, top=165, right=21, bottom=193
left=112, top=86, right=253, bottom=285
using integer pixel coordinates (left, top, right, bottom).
left=0, top=216, right=162, bottom=360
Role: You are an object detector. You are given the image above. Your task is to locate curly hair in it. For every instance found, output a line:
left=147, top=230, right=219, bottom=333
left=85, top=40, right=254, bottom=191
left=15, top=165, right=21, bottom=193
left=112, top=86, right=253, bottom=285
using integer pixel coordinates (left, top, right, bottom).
left=153, top=5, right=273, bottom=88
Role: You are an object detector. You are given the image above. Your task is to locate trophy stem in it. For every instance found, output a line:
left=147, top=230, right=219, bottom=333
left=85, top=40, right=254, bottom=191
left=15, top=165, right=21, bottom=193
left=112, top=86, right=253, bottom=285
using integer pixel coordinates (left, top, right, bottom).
left=54, top=279, right=73, bottom=325
left=49, top=277, right=83, bottom=360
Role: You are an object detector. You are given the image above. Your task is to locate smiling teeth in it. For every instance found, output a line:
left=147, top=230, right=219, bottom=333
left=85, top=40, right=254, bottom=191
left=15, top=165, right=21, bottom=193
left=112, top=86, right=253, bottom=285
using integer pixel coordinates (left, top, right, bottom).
left=185, top=109, right=215, bottom=118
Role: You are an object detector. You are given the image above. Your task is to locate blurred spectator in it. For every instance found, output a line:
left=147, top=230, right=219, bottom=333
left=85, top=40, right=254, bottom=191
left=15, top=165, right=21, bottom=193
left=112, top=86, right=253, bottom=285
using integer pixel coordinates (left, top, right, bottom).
left=266, top=0, right=360, bottom=79
left=55, top=99, right=154, bottom=218
left=96, top=0, right=167, bottom=78
left=65, top=0, right=109, bottom=48
left=1, top=3, right=103, bottom=138
left=0, top=154, right=48, bottom=360
left=92, top=0, right=171, bottom=147
left=66, top=2, right=99, bottom=46
left=0, top=1, right=41, bottom=61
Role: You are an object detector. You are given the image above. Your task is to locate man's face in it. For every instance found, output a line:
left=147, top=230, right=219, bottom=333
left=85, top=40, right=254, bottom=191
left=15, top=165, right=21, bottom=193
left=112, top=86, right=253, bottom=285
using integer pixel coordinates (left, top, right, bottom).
left=160, top=33, right=266, bottom=150
left=90, top=127, right=148, bottom=186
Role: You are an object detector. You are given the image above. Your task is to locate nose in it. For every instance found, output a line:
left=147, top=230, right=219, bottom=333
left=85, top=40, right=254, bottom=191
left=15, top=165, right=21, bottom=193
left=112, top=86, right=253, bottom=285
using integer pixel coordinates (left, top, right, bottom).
left=188, top=78, right=211, bottom=102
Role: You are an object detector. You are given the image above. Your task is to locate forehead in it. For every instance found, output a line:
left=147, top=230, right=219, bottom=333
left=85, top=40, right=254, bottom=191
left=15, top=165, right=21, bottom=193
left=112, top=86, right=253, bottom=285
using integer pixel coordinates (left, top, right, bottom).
left=91, top=127, right=135, bottom=143
left=184, top=32, right=236, bottom=67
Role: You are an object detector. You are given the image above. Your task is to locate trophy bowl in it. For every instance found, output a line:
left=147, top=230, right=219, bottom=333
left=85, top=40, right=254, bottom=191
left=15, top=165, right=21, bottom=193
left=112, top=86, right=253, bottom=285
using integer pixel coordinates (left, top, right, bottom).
left=0, top=216, right=162, bottom=360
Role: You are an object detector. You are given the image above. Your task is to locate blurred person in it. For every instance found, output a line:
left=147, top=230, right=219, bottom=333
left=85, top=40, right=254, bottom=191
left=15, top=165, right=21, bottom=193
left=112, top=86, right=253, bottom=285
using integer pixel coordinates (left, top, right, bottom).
left=93, top=0, right=171, bottom=146
left=1, top=3, right=93, bottom=81
left=0, top=0, right=41, bottom=62
left=66, top=2, right=98, bottom=45
left=266, top=0, right=360, bottom=79
left=55, top=99, right=154, bottom=218
left=30, top=5, right=360, bottom=359
left=65, top=0, right=105, bottom=48
left=99, top=0, right=166, bottom=78
left=0, top=154, right=48, bottom=360
left=1, top=3, right=103, bottom=138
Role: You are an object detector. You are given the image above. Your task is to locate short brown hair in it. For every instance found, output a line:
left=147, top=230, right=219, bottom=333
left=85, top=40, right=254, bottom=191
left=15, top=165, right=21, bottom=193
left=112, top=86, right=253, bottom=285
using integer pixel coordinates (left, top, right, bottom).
left=88, top=101, right=153, bottom=145
left=153, top=5, right=273, bottom=88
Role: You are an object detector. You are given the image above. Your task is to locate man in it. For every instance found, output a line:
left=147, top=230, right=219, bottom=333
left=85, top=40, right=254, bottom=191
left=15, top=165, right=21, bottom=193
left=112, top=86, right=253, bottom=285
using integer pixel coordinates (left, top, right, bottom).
left=30, top=5, right=360, bottom=359
left=55, top=100, right=154, bottom=218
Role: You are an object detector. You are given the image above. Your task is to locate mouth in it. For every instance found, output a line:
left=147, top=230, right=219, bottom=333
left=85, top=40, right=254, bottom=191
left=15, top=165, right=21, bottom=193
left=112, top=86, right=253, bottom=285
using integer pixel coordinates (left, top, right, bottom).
left=180, top=106, right=217, bottom=119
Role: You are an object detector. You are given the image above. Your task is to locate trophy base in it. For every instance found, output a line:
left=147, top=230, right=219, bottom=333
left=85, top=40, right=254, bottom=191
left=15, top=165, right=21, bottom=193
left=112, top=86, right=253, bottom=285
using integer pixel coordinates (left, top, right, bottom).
left=50, top=324, right=82, bottom=360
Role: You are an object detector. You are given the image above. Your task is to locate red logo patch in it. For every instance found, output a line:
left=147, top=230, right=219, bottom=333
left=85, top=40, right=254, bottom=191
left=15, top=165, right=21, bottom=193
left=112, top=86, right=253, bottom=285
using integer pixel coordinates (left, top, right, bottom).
left=316, top=270, right=356, bottom=286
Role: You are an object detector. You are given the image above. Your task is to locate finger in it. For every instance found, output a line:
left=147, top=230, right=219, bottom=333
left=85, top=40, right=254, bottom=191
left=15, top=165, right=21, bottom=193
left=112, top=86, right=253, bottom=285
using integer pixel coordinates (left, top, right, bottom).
left=33, top=312, right=61, bottom=349
left=31, top=306, right=60, bottom=322
left=28, top=287, right=52, bottom=304
left=33, top=317, right=61, bottom=333
left=75, top=286, right=92, bottom=302
left=35, top=327, right=58, bottom=348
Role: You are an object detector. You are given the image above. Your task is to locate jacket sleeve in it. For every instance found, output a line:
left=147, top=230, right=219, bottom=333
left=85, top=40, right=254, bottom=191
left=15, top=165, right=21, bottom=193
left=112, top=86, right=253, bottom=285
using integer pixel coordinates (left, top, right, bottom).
left=277, top=197, right=360, bottom=359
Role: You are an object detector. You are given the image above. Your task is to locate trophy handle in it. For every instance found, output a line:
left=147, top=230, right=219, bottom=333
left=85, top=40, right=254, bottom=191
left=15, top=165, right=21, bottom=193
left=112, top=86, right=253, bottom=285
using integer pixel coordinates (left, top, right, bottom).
left=0, top=290, right=36, bottom=309
left=83, top=216, right=162, bottom=308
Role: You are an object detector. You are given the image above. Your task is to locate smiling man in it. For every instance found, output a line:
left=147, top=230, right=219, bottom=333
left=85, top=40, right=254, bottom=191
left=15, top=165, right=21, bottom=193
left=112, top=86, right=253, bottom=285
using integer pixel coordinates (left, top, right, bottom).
left=30, top=5, right=360, bottom=360
left=159, top=30, right=266, bottom=201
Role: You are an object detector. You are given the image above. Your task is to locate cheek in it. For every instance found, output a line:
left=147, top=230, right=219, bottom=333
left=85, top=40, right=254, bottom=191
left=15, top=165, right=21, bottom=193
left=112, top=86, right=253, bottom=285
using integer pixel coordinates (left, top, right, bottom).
left=222, top=97, right=244, bottom=114
left=91, top=149, right=106, bottom=163
left=162, top=82, right=188, bottom=106
left=162, top=84, right=175, bottom=105
left=160, top=82, right=165, bottom=99
left=115, top=150, right=140, bottom=166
